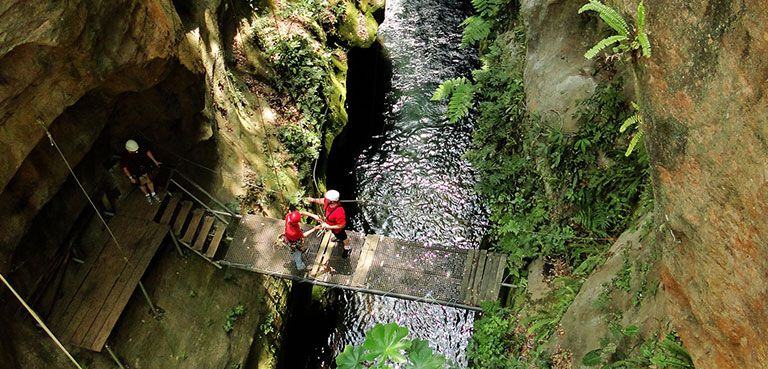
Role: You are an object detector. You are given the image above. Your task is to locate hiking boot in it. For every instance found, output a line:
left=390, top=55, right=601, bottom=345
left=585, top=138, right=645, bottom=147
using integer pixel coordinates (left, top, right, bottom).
left=151, top=193, right=161, bottom=202
left=341, top=248, right=351, bottom=259
left=145, top=195, right=153, bottom=204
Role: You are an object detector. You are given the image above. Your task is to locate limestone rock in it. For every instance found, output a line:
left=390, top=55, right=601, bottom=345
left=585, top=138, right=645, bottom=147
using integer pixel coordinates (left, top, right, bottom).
left=521, top=0, right=597, bottom=133
left=639, top=1, right=768, bottom=368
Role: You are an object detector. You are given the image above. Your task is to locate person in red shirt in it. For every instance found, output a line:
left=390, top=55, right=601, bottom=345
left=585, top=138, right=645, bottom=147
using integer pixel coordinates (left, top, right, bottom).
left=284, top=210, right=321, bottom=271
left=305, top=190, right=351, bottom=258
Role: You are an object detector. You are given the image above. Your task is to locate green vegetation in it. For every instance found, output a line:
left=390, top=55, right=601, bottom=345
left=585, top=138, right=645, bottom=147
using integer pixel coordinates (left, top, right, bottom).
left=431, top=0, right=676, bottom=367
left=336, top=323, right=453, bottom=369
left=223, top=304, right=247, bottom=333
left=579, top=0, right=651, bottom=60
left=583, top=329, right=694, bottom=369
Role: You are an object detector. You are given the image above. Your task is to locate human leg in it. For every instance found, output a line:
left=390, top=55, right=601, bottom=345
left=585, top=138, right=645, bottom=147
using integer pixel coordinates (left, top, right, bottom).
left=141, top=174, right=161, bottom=201
left=336, top=230, right=351, bottom=258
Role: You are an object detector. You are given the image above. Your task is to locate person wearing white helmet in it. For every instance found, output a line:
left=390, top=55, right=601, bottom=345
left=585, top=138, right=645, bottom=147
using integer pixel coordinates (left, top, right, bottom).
left=121, top=139, right=162, bottom=204
left=305, top=190, right=351, bottom=258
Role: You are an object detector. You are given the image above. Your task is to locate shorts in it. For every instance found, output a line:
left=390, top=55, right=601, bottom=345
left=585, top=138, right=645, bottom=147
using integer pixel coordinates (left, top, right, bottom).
left=287, top=238, right=306, bottom=252
left=333, top=229, right=348, bottom=242
left=138, top=173, right=151, bottom=185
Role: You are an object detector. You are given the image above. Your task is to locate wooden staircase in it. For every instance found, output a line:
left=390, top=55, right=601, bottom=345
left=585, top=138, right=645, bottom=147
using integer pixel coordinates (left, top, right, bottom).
left=154, top=193, right=232, bottom=263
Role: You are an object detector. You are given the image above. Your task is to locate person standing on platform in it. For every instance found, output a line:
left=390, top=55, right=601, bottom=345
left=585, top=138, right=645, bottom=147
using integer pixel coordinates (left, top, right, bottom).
left=121, top=139, right=162, bottom=204
left=284, top=210, right=321, bottom=271
left=304, top=190, right=351, bottom=258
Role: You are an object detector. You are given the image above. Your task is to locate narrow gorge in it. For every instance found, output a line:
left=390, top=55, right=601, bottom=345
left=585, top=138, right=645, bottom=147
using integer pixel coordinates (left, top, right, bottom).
left=0, top=1, right=765, bottom=369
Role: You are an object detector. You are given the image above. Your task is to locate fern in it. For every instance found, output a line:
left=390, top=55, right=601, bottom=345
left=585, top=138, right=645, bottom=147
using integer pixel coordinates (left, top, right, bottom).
left=625, top=128, right=643, bottom=156
left=621, top=102, right=644, bottom=156
left=432, top=77, right=475, bottom=123
left=636, top=1, right=651, bottom=57
left=578, top=0, right=629, bottom=36
left=580, top=0, right=651, bottom=59
left=584, top=35, right=628, bottom=59
left=471, top=0, right=502, bottom=17
left=619, top=114, right=639, bottom=133
left=461, top=16, right=492, bottom=47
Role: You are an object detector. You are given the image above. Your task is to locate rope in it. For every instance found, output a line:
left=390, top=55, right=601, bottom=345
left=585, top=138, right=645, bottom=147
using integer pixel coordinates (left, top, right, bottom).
left=37, top=120, right=131, bottom=264
left=0, top=272, right=84, bottom=369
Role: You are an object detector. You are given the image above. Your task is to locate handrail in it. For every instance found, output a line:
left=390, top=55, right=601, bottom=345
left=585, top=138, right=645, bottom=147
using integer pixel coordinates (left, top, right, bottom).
left=169, top=169, right=237, bottom=217
left=169, top=178, right=230, bottom=226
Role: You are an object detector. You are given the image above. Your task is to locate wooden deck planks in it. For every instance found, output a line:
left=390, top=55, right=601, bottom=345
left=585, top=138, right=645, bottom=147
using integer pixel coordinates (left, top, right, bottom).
left=159, top=195, right=180, bottom=225
left=460, top=249, right=478, bottom=304
left=50, top=215, right=169, bottom=350
left=351, top=235, right=380, bottom=287
left=181, top=209, right=204, bottom=244
left=206, top=222, right=227, bottom=258
left=309, top=232, right=332, bottom=277
left=470, top=250, right=488, bottom=305
left=193, top=216, right=215, bottom=251
left=172, top=201, right=193, bottom=235
left=83, top=222, right=168, bottom=351
left=487, top=254, right=507, bottom=303
left=478, top=254, right=500, bottom=304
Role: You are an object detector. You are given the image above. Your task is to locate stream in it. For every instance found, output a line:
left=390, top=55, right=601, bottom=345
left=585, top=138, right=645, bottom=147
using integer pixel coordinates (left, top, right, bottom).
left=279, top=0, right=488, bottom=366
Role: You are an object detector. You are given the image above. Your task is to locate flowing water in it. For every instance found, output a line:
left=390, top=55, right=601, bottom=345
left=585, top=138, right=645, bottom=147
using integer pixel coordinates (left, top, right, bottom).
left=278, top=0, right=488, bottom=367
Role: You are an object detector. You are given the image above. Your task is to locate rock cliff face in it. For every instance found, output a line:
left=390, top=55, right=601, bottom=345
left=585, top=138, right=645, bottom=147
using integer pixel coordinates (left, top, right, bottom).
left=639, top=1, right=768, bottom=368
left=521, top=0, right=598, bottom=133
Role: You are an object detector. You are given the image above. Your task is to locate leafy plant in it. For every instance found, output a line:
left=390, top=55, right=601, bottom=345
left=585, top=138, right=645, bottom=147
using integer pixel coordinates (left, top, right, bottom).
left=579, top=0, right=651, bottom=59
left=583, top=329, right=694, bottom=369
left=336, top=323, right=453, bottom=369
left=431, top=77, right=475, bottom=123
left=223, top=304, right=247, bottom=333
left=619, top=102, right=645, bottom=156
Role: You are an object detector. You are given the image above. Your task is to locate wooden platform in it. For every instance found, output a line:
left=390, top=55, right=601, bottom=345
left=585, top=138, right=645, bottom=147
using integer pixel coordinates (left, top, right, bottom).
left=47, top=191, right=169, bottom=352
left=221, top=215, right=506, bottom=309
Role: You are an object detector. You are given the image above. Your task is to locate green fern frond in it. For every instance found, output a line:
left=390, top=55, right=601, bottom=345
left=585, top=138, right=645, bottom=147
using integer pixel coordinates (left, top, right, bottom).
left=585, top=35, right=628, bottom=59
left=637, top=1, right=646, bottom=33
left=637, top=32, right=651, bottom=57
left=447, top=81, right=475, bottom=123
left=461, top=16, right=492, bottom=47
left=578, top=1, right=629, bottom=36
left=619, top=114, right=640, bottom=132
left=433, top=77, right=475, bottom=123
left=625, top=129, right=643, bottom=156
left=471, top=0, right=501, bottom=17
left=432, top=77, right=465, bottom=101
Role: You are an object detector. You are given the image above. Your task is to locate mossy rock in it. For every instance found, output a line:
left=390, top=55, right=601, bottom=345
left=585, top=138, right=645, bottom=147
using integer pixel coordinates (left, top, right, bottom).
left=338, top=0, right=379, bottom=48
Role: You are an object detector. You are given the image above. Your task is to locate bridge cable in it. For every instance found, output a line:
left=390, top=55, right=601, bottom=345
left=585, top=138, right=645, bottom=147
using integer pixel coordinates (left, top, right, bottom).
left=0, top=272, right=84, bottom=369
left=36, top=120, right=131, bottom=264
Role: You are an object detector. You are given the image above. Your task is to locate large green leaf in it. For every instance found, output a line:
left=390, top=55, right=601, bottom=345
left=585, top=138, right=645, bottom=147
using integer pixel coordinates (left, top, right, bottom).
left=336, top=345, right=366, bottom=369
left=582, top=349, right=603, bottom=366
left=407, top=339, right=446, bottom=369
left=362, top=323, right=411, bottom=363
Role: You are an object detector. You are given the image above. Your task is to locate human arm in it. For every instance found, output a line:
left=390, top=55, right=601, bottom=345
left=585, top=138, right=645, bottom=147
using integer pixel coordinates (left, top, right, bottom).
left=299, top=211, right=321, bottom=223
left=303, top=197, right=324, bottom=205
left=122, top=166, right=138, bottom=184
left=145, top=150, right=162, bottom=166
left=320, top=221, right=345, bottom=231
left=302, top=225, right=322, bottom=238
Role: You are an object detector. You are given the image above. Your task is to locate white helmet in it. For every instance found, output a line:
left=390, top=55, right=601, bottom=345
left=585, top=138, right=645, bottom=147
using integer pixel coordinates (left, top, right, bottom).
left=125, top=139, right=139, bottom=152
left=324, top=190, right=340, bottom=202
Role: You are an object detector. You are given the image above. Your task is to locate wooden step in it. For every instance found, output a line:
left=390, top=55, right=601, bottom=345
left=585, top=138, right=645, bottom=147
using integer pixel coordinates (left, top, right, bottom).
left=205, top=222, right=227, bottom=258
left=193, top=216, right=215, bottom=251
left=159, top=196, right=180, bottom=225
left=181, top=209, right=204, bottom=244
left=173, top=201, right=194, bottom=235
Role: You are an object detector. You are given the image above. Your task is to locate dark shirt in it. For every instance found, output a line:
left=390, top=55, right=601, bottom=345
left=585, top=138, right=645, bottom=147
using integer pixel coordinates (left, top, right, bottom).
left=121, top=149, right=154, bottom=175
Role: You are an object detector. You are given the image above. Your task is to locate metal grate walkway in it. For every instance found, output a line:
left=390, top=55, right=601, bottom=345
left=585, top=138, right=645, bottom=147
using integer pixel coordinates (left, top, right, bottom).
left=220, top=215, right=506, bottom=310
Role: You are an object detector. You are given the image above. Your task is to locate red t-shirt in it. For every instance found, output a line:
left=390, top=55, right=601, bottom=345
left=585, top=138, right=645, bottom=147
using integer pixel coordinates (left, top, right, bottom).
left=323, top=199, right=346, bottom=234
left=284, top=212, right=304, bottom=242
